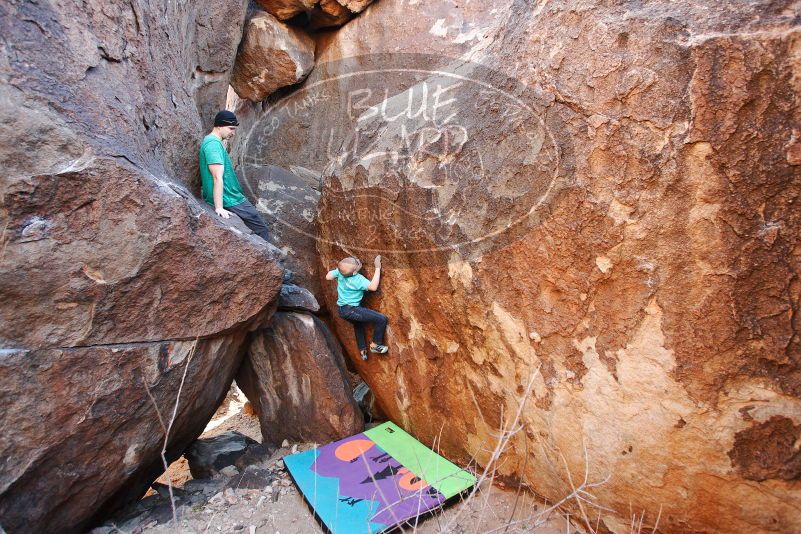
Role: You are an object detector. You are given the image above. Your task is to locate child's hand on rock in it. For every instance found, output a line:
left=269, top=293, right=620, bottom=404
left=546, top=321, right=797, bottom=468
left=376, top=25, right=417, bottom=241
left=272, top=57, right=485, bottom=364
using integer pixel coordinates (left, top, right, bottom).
left=374, top=255, right=382, bottom=269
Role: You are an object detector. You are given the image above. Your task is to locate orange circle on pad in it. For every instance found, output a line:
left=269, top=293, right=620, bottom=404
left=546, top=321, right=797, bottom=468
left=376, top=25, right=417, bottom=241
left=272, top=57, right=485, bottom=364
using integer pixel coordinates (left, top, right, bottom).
left=399, top=470, right=429, bottom=491
left=334, top=439, right=375, bottom=461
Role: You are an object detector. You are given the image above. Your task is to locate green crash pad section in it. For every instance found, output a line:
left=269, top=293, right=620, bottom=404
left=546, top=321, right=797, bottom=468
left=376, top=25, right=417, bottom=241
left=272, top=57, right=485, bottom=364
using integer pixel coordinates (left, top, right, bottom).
left=365, top=421, right=476, bottom=498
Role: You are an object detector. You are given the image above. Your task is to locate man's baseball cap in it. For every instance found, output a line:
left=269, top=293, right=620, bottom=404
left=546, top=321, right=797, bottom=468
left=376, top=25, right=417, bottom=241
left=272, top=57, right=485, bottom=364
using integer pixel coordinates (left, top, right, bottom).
left=214, top=110, right=239, bottom=127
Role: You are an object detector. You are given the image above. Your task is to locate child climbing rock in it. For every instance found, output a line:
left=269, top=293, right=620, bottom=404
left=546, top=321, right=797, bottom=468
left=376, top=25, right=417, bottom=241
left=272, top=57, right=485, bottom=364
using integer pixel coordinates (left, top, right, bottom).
left=326, top=255, right=388, bottom=361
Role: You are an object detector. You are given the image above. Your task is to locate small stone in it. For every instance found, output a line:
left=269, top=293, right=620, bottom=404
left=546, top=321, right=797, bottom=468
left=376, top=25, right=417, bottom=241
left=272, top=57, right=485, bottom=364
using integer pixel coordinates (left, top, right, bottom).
left=227, top=465, right=276, bottom=490
left=186, top=431, right=257, bottom=479
left=220, top=465, right=240, bottom=477
left=235, top=442, right=277, bottom=471
left=281, top=439, right=289, bottom=448
left=277, top=284, right=320, bottom=312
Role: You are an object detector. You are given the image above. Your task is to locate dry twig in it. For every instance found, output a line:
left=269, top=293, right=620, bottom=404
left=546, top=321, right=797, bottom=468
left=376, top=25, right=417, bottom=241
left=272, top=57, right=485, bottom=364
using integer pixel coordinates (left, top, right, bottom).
left=142, top=339, right=199, bottom=529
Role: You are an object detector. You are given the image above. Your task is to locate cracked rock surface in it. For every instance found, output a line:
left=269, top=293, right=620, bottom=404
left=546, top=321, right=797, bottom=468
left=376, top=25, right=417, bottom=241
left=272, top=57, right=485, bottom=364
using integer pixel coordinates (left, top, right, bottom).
left=0, top=1, right=283, bottom=533
left=236, top=0, right=801, bottom=532
left=254, top=0, right=374, bottom=27
left=236, top=312, right=364, bottom=444
left=231, top=10, right=316, bottom=102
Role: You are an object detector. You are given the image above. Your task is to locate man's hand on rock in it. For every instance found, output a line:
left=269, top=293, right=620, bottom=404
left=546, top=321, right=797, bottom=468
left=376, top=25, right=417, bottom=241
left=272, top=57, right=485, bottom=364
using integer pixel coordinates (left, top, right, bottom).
left=374, top=255, right=382, bottom=269
left=216, top=207, right=231, bottom=219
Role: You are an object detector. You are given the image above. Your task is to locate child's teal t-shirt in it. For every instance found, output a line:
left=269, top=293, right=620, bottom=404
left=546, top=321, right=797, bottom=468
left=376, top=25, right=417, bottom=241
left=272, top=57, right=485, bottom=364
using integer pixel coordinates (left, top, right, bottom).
left=329, top=269, right=370, bottom=306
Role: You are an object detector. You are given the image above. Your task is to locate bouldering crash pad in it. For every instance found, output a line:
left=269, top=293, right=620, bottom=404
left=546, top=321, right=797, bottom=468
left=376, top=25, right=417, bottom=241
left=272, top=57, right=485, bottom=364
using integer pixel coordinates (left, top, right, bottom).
left=284, top=421, right=476, bottom=533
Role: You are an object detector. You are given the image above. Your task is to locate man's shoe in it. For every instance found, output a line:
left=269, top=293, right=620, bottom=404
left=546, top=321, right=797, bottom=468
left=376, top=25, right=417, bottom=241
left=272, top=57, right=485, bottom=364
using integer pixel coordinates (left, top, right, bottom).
left=370, top=344, right=389, bottom=354
left=360, top=349, right=369, bottom=361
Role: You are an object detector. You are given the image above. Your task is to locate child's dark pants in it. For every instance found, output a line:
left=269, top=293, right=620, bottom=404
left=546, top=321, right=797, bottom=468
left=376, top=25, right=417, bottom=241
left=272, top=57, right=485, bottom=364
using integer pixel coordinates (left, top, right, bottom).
left=337, top=305, right=388, bottom=351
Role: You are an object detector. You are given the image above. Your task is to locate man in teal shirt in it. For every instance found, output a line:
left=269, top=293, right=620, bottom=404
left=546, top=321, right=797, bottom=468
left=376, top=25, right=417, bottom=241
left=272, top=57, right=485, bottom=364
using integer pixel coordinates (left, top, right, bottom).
left=199, top=110, right=270, bottom=241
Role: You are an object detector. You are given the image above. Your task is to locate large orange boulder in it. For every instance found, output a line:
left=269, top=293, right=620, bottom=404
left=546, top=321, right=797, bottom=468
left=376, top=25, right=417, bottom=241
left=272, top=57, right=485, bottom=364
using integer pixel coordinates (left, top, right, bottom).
left=254, top=0, right=317, bottom=21
left=230, top=10, right=315, bottom=103
left=238, top=0, right=801, bottom=532
left=254, top=0, right=374, bottom=26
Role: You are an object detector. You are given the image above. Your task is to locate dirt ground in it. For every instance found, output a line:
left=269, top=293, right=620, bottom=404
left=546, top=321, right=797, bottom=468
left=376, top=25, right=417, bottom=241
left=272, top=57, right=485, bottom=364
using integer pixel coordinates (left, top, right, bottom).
left=133, top=474, right=576, bottom=534
left=136, top=480, right=576, bottom=534
left=98, top=385, right=580, bottom=534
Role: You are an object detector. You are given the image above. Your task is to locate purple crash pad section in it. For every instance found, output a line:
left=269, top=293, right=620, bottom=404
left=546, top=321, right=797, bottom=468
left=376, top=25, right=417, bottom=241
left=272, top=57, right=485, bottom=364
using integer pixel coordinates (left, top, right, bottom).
left=285, top=431, right=448, bottom=533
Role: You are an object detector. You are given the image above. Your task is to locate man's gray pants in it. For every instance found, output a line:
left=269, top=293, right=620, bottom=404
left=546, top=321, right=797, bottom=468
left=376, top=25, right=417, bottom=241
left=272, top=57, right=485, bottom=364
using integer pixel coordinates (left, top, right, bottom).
left=227, top=200, right=270, bottom=241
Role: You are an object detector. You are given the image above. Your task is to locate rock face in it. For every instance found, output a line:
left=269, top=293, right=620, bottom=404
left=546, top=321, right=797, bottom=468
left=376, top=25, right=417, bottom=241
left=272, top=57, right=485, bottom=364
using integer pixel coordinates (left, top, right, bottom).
left=0, top=334, right=251, bottom=533
left=0, top=0, right=248, bottom=192
left=310, top=0, right=352, bottom=28
left=224, top=151, right=324, bottom=298
left=336, top=0, right=373, bottom=14
left=241, top=0, right=801, bottom=532
left=278, top=284, right=321, bottom=312
left=255, top=0, right=317, bottom=21
left=0, top=1, right=285, bottom=533
left=237, top=312, right=363, bottom=443
left=254, top=0, right=374, bottom=27
left=0, top=157, right=281, bottom=349
left=231, top=10, right=316, bottom=102
left=225, top=0, right=485, bottom=300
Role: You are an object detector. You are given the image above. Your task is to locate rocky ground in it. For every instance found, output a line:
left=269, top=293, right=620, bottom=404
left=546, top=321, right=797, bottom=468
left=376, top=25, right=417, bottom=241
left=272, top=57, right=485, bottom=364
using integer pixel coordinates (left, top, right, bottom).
left=92, top=385, right=576, bottom=534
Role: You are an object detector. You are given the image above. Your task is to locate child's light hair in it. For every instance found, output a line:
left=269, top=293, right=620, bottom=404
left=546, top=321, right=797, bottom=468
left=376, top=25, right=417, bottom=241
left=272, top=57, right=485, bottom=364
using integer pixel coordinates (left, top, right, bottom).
left=338, top=256, right=361, bottom=275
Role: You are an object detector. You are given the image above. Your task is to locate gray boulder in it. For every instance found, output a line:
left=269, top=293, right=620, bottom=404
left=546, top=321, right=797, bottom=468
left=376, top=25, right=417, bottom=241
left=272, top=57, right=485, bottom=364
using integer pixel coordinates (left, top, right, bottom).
left=185, top=431, right=258, bottom=479
left=278, top=284, right=321, bottom=313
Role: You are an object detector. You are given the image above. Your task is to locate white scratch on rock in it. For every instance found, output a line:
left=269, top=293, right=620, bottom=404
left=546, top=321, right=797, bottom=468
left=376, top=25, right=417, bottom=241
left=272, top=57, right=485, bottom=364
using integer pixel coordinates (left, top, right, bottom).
left=430, top=18, right=448, bottom=37
left=596, top=256, right=613, bottom=273
left=448, top=253, right=473, bottom=288
left=258, top=180, right=283, bottom=192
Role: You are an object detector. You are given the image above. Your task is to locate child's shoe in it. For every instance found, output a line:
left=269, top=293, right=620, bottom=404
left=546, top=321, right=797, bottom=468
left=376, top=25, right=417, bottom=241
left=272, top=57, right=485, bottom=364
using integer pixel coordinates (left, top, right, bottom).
left=360, top=349, right=368, bottom=361
left=370, top=344, right=389, bottom=354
